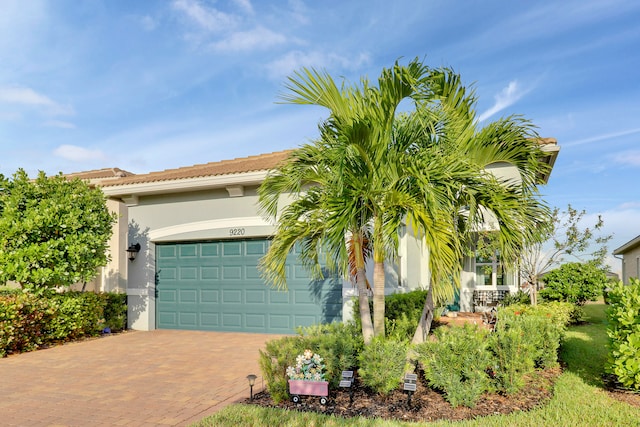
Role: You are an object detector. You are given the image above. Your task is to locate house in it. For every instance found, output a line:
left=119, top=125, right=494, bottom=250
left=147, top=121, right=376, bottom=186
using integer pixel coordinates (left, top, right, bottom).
left=613, top=235, right=640, bottom=283
left=83, top=139, right=559, bottom=333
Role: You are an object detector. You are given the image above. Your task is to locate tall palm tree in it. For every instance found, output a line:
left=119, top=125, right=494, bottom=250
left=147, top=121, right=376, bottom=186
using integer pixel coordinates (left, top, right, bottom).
left=260, top=59, right=448, bottom=340
left=393, top=72, right=551, bottom=344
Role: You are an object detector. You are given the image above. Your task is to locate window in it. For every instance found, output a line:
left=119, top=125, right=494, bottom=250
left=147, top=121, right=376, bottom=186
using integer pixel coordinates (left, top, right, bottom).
left=474, top=249, right=512, bottom=287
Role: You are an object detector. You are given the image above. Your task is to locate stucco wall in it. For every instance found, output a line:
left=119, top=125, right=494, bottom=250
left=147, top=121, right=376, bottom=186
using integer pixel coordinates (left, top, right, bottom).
left=620, top=246, right=640, bottom=283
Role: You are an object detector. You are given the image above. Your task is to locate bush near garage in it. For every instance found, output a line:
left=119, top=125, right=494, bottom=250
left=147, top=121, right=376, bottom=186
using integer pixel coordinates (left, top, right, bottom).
left=0, top=293, right=55, bottom=357
left=0, top=291, right=127, bottom=357
left=605, top=278, right=640, bottom=390
left=259, top=322, right=364, bottom=404
left=416, top=323, right=493, bottom=407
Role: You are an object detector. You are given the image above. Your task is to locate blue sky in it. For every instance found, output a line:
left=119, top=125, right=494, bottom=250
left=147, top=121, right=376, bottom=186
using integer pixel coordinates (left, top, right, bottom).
left=1, top=0, right=639, bottom=271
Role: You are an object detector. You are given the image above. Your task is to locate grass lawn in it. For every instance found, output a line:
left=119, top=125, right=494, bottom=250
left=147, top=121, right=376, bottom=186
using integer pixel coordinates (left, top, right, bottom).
left=195, top=303, right=640, bottom=427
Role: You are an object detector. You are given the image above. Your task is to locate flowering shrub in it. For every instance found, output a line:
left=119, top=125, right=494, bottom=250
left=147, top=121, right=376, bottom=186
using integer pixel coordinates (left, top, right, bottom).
left=286, top=349, right=326, bottom=382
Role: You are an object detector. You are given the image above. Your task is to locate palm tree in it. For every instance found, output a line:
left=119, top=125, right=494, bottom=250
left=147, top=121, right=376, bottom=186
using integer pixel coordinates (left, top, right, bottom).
left=258, top=142, right=377, bottom=343
left=392, top=73, right=551, bottom=344
left=259, top=58, right=452, bottom=340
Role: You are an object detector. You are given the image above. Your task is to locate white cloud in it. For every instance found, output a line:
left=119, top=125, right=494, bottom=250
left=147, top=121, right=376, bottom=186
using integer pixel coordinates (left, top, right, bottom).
left=232, top=0, right=254, bottom=15
left=288, top=0, right=310, bottom=25
left=478, top=80, right=530, bottom=122
left=564, top=127, right=640, bottom=147
left=611, top=150, right=640, bottom=167
left=140, top=15, right=158, bottom=31
left=54, top=145, right=106, bottom=162
left=172, top=0, right=238, bottom=33
left=0, top=86, right=74, bottom=116
left=44, top=120, right=76, bottom=129
left=266, top=50, right=371, bottom=80
left=211, top=26, right=286, bottom=51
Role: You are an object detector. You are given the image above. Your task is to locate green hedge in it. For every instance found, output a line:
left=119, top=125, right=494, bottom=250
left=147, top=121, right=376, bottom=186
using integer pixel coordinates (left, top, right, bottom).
left=605, top=279, right=640, bottom=390
left=259, top=322, right=364, bottom=403
left=0, top=291, right=127, bottom=357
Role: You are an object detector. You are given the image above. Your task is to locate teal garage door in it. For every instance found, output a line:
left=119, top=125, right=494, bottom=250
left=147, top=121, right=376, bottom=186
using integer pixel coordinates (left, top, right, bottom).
left=155, top=239, right=342, bottom=333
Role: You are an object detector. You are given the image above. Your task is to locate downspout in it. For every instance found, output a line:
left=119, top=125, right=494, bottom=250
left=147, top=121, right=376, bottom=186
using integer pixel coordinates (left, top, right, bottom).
left=613, top=254, right=624, bottom=283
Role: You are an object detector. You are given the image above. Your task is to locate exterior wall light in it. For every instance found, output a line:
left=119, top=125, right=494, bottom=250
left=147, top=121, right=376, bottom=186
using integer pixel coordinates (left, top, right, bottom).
left=126, top=243, right=141, bottom=262
left=246, top=374, right=257, bottom=401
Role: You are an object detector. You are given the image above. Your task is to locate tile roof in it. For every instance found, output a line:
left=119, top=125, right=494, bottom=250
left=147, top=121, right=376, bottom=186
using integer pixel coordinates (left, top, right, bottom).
left=100, top=149, right=294, bottom=187
left=66, top=167, right=135, bottom=179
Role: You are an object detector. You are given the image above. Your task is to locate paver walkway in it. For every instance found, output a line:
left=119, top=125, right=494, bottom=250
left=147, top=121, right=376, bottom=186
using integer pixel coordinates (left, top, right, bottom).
left=0, top=330, right=276, bottom=426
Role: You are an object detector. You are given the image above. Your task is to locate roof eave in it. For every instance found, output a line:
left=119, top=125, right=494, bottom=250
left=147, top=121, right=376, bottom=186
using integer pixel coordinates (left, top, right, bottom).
left=613, top=235, right=640, bottom=255
left=101, top=170, right=269, bottom=198
left=537, top=143, right=560, bottom=184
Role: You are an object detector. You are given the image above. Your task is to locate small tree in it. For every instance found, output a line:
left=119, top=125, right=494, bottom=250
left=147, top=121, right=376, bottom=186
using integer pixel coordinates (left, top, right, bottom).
left=520, top=204, right=612, bottom=304
left=0, top=170, right=117, bottom=295
left=538, top=262, right=607, bottom=305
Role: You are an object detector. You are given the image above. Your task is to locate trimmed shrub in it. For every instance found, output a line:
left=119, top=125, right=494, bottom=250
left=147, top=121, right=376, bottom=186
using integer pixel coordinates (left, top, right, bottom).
left=416, top=324, right=492, bottom=407
left=539, top=262, right=607, bottom=305
left=358, top=337, right=408, bottom=395
left=0, top=291, right=127, bottom=357
left=605, top=279, right=640, bottom=390
left=0, top=294, right=55, bottom=356
left=258, top=322, right=363, bottom=403
left=352, top=289, right=429, bottom=341
left=48, top=292, right=106, bottom=340
left=499, top=301, right=578, bottom=329
left=489, top=313, right=534, bottom=394
left=103, top=293, right=127, bottom=332
left=501, top=290, right=531, bottom=306
left=489, top=306, right=564, bottom=394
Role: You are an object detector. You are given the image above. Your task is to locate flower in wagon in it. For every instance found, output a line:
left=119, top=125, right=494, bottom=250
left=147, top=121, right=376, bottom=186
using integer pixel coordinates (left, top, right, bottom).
left=286, top=349, right=326, bottom=381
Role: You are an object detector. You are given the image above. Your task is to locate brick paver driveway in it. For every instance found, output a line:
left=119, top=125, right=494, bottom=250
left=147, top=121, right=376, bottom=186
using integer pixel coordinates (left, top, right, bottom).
left=0, top=330, right=275, bottom=426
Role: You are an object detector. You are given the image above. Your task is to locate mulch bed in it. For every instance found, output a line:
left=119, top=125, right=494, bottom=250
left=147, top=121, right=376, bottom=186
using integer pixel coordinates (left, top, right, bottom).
left=244, top=368, right=561, bottom=423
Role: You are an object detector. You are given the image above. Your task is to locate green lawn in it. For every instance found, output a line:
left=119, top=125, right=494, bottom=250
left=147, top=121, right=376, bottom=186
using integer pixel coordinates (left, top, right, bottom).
left=195, top=303, right=640, bottom=427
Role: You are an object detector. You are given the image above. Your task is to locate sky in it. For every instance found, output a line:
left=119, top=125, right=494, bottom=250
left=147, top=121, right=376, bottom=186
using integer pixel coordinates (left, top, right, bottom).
left=1, top=0, right=639, bottom=273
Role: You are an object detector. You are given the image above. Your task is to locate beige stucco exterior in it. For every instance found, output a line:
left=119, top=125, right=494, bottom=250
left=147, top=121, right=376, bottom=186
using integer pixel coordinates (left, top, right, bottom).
left=613, top=235, right=640, bottom=283
left=90, top=141, right=558, bottom=331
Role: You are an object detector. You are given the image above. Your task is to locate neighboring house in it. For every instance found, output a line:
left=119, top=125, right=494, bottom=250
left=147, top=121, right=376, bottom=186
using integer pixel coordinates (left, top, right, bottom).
left=613, top=235, right=640, bottom=283
left=81, top=139, right=558, bottom=334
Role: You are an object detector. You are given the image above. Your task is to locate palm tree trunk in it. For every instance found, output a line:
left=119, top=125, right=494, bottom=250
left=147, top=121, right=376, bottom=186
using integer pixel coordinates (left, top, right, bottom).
left=356, top=266, right=374, bottom=344
left=373, top=260, right=386, bottom=338
left=411, top=285, right=434, bottom=344
left=353, top=233, right=374, bottom=344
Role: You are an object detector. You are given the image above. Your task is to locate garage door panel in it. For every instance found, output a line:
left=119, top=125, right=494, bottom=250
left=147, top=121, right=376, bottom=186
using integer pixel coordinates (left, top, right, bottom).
left=246, top=240, right=268, bottom=255
left=200, top=312, right=219, bottom=327
left=222, top=313, right=242, bottom=328
left=222, top=241, right=242, bottom=256
left=157, top=312, right=177, bottom=327
left=245, top=265, right=261, bottom=279
left=293, top=265, right=311, bottom=279
left=201, top=266, right=219, bottom=280
left=157, top=245, right=177, bottom=259
left=246, top=289, right=266, bottom=304
left=159, top=267, right=177, bottom=280
left=222, top=289, right=242, bottom=303
left=179, top=312, right=197, bottom=327
left=269, top=290, right=289, bottom=304
left=158, top=289, right=177, bottom=302
left=294, top=315, right=318, bottom=328
left=179, top=244, right=198, bottom=258
left=179, top=267, right=198, bottom=280
left=201, top=289, right=219, bottom=303
left=222, top=266, right=242, bottom=280
left=179, top=289, right=198, bottom=303
left=156, top=239, right=342, bottom=333
left=201, top=242, right=219, bottom=257
left=246, top=314, right=266, bottom=328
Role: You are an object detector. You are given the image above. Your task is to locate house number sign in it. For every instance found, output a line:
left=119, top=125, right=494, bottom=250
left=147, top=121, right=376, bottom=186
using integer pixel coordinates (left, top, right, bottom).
left=229, top=228, right=246, bottom=236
